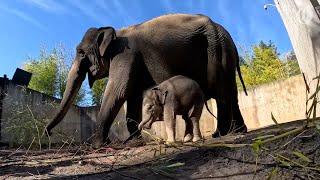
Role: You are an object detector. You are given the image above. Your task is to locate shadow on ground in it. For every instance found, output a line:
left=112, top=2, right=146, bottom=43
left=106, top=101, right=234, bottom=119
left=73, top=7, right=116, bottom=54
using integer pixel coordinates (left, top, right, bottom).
left=55, top=120, right=320, bottom=179
left=1, top=120, right=320, bottom=179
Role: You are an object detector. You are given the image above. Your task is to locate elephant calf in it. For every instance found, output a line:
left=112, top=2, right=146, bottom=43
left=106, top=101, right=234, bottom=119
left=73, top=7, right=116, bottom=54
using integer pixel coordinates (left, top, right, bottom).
left=138, top=75, right=208, bottom=143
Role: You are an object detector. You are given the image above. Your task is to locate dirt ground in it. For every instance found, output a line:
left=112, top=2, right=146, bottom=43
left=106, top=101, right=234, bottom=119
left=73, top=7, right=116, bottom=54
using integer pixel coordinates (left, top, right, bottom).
left=1, top=120, right=320, bottom=180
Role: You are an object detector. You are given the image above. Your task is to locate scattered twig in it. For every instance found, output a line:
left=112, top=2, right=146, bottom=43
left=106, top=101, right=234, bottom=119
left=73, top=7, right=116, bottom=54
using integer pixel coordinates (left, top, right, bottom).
left=7, top=145, right=22, bottom=158
left=282, top=130, right=306, bottom=148
left=274, top=153, right=320, bottom=172
left=194, top=167, right=266, bottom=179
left=110, top=168, right=143, bottom=180
left=183, top=143, right=250, bottom=148
left=302, top=73, right=310, bottom=93
left=26, top=105, right=42, bottom=151
left=147, top=167, right=177, bottom=179
left=261, top=126, right=306, bottom=145
left=25, top=137, right=36, bottom=155
left=53, top=139, right=69, bottom=157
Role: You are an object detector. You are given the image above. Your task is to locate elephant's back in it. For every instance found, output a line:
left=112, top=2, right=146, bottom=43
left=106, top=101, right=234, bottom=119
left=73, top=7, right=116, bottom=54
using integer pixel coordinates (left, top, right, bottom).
left=139, top=13, right=210, bottom=29
left=162, top=75, right=204, bottom=108
left=161, top=75, right=204, bottom=98
left=118, top=14, right=212, bottom=40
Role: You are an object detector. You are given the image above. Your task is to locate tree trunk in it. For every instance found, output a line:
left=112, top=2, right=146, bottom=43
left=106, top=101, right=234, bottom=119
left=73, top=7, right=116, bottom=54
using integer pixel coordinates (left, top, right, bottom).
left=274, top=0, right=320, bottom=90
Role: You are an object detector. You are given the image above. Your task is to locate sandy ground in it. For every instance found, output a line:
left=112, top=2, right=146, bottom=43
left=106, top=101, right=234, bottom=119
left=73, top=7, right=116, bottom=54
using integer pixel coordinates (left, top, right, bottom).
left=1, top=120, right=320, bottom=179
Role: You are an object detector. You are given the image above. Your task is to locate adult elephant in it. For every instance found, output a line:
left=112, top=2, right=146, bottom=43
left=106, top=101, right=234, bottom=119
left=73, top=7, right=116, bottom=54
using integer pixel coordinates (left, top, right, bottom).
left=45, top=14, right=248, bottom=148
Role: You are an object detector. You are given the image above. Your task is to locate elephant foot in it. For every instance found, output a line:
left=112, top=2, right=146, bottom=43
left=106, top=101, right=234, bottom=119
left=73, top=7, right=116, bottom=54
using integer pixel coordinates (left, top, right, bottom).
left=212, top=130, right=222, bottom=138
left=92, top=141, right=102, bottom=149
left=92, top=137, right=111, bottom=149
left=192, top=136, right=201, bottom=142
left=234, top=125, right=248, bottom=133
left=165, top=138, right=176, bottom=144
left=165, top=140, right=176, bottom=146
left=124, top=136, right=146, bottom=147
left=183, top=134, right=193, bottom=142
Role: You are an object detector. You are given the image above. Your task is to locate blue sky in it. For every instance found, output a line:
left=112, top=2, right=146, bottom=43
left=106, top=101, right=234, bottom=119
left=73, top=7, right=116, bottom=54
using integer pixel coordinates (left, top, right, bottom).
left=0, top=0, right=292, bottom=78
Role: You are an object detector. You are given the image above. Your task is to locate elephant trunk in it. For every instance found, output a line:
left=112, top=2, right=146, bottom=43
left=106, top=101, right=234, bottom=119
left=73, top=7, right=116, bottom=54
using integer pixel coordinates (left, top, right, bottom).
left=138, top=116, right=153, bottom=130
left=45, top=60, right=86, bottom=135
left=138, top=122, right=144, bottom=130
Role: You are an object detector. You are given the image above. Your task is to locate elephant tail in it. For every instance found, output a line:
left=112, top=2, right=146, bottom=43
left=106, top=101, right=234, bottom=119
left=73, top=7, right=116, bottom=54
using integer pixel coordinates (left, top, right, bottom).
left=204, top=101, right=216, bottom=118
left=236, top=55, right=248, bottom=96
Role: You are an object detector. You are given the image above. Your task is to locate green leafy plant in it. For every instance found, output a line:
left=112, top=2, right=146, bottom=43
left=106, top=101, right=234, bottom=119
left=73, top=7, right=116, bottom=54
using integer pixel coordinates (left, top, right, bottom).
left=24, top=44, right=86, bottom=105
left=3, top=88, right=55, bottom=148
left=91, top=78, right=108, bottom=106
left=237, top=41, right=301, bottom=90
left=292, top=151, right=312, bottom=164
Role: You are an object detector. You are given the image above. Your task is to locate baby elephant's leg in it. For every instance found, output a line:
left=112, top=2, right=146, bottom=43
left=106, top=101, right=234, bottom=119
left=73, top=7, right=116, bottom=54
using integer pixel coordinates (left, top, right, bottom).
left=164, top=106, right=176, bottom=143
left=190, top=116, right=202, bottom=142
left=188, top=104, right=203, bottom=142
left=182, top=115, right=193, bottom=142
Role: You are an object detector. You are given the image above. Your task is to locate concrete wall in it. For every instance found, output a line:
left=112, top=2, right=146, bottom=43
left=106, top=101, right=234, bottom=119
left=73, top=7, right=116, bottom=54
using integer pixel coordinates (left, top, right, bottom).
left=0, top=74, right=307, bottom=144
left=79, top=105, right=129, bottom=142
left=239, top=75, right=306, bottom=130
left=1, top=82, right=82, bottom=144
left=0, top=81, right=127, bottom=145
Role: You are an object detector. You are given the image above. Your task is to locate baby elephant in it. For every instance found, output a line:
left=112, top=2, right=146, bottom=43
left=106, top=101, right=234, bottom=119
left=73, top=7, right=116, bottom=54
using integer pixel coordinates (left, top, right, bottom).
left=138, top=75, right=213, bottom=143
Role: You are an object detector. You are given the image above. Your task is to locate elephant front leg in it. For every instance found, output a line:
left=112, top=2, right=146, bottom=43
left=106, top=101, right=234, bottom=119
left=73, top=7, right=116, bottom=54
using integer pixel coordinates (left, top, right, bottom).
left=125, top=94, right=146, bottom=147
left=164, top=106, right=176, bottom=143
left=93, top=80, right=127, bottom=148
left=126, top=91, right=143, bottom=137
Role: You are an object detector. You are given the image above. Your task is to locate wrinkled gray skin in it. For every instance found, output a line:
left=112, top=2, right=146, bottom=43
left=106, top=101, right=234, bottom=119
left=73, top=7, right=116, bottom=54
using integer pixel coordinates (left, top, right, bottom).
left=139, top=75, right=205, bottom=143
left=44, top=14, right=248, bottom=148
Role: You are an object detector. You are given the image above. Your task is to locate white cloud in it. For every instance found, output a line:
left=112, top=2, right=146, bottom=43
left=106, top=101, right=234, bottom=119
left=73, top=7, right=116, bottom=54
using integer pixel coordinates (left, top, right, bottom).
left=23, top=0, right=68, bottom=14
left=188, top=0, right=194, bottom=13
left=162, top=0, right=174, bottom=13
left=94, top=0, right=114, bottom=18
left=110, top=0, right=135, bottom=26
left=94, top=0, right=137, bottom=27
left=199, top=0, right=206, bottom=13
left=0, top=4, right=46, bottom=30
left=67, top=0, right=106, bottom=25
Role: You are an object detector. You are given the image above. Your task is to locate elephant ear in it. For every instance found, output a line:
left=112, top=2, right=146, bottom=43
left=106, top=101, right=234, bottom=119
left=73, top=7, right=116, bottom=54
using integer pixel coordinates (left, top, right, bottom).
left=161, top=90, right=168, bottom=105
left=96, top=27, right=116, bottom=57
left=152, top=87, right=168, bottom=105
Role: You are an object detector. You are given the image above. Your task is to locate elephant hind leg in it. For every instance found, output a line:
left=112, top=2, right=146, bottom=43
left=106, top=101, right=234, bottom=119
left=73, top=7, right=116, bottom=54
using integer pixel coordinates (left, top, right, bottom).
left=232, top=101, right=247, bottom=133
left=182, top=114, right=193, bottom=142
left=213, top=99, right=232, bottom=138
left=213, top=99, right=247, bottom=138
left=185, top=103, right=203, bottom=142
left=230, top=75, right=248, bottom=133
left=190, top=116, right=202, bottom=142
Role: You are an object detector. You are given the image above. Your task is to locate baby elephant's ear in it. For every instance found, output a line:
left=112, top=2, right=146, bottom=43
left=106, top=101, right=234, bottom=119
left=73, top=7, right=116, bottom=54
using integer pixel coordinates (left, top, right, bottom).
left=152, top=87, right=160, bottom=91
left=161, top=91, right=168, bottom=105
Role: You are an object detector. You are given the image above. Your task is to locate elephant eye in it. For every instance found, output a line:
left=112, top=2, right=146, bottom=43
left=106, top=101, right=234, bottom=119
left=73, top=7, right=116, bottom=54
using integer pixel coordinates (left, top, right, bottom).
left=147, top=105, right=153, bottom=110
left=77, top=49, right=85, bottom=57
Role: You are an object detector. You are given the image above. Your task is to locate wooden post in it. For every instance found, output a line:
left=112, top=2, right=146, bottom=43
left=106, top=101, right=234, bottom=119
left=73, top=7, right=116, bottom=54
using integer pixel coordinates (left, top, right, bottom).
left=0, top=75, right=8, bottom=141
left=274, top=0, right=320, bottom=89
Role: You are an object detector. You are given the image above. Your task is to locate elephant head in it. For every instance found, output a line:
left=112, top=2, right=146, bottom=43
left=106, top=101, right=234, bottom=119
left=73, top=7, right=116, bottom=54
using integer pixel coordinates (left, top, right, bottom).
left=45, top=27, right=116, bottom=135
left=138, top=87, right=167, bottom=130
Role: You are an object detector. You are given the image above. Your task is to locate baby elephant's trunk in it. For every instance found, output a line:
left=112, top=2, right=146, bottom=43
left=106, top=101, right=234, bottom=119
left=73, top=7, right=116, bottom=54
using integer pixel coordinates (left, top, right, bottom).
left=138, top=123, right=144, bottom=130
left=138, top=118, right=153, bottom=130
